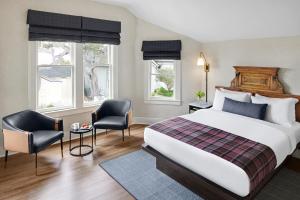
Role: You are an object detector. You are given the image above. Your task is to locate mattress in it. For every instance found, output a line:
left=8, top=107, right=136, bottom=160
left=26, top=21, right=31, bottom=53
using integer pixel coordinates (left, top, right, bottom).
left=144, top=109, right=300, bottom=197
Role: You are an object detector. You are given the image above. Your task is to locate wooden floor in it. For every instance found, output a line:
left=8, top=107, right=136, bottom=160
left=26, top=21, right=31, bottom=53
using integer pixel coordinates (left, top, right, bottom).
left=0, top=124, right=147, bottom=200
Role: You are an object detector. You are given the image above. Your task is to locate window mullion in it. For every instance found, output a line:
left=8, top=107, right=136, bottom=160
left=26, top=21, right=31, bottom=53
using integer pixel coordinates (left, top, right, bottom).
left=75, top=43, right=83, bottom=109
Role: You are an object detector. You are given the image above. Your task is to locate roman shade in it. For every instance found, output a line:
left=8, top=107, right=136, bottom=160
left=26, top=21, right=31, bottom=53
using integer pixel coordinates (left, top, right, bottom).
left=27, top=9, right=82, bottom=42
left=27, top=9, right=121, bottom=45
left=81, top=17, right=121, bottom=45
left=141, top=40, right=182, bottom=60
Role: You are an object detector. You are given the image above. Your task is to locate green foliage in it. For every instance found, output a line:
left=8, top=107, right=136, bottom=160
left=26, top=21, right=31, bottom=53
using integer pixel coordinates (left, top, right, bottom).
left=151, top=61, right=175, bottom=98
left=195, top=90, right=205, bottom=99
left=156, top=68, right=174, bottom=91
left=152, top=87, right=173, bottom=97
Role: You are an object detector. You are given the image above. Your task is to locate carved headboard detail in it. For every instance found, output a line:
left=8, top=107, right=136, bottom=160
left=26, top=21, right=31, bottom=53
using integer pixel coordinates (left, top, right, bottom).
left=216, top=66, right=300, bottom=122
left=230, top=66, right=284, bottom=94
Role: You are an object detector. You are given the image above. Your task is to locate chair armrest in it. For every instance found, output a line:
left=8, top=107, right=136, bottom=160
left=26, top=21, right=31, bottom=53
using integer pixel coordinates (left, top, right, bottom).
left=54, top=118, right=63, bottom=131
left=92, top=105, right=104, bottom=124
left=92, top=112, right=97, bottom=124
left=128, top=110, right=133, bottom=126
left=125, top=110, right=133, bottom=128
left=3, top=129, right=33, bottom=153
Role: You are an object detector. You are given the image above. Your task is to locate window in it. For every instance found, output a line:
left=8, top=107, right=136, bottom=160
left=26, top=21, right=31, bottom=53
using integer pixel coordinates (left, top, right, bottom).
left=37, top=41, right=74, bottom=111
left=145, top=60, right=181, bottom=105
left=31, top=41, right=117, bottom=113
left=83, top=44, right=113, bottom=105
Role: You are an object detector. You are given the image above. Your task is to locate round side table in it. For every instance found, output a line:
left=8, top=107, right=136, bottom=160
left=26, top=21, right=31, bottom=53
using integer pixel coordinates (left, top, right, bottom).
left=69, top=127, right=93, bottom=157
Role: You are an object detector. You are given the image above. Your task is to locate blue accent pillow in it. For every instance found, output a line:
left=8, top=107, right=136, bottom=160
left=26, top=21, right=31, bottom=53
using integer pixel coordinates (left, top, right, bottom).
left=222, top=97, right=268, bottom=120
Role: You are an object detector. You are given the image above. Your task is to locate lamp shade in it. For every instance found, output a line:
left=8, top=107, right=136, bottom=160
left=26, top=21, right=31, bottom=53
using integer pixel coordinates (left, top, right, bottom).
left=197, top=52, right=209, bottom=72
left=197, top=57, right=205, bottom=66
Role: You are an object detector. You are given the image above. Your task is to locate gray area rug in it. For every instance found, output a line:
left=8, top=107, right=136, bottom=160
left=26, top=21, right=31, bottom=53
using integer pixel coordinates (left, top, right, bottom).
left=100, top=150, right=300, bottom=200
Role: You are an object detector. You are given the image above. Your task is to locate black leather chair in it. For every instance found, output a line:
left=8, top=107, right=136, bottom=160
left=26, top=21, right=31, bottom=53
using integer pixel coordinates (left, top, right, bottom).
left=92, top=99, right=132, bottom=143
left=2, top=110, right=64, bottom=174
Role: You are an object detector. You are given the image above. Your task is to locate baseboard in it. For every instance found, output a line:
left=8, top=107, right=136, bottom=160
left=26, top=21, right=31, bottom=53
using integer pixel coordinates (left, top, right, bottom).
left=0, top=151, right=17, bottom=158
left=133, top=117, right=164, bottom=125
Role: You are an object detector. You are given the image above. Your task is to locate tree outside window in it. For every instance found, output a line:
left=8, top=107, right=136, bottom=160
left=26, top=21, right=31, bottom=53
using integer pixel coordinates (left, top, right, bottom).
left=83, top=44, right=112, bottom=105
left=150, top=60, right=175, bottom=99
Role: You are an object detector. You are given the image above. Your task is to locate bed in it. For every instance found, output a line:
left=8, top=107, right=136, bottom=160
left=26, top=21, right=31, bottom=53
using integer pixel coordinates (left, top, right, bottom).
left=143, top=66, right=300, bottom=200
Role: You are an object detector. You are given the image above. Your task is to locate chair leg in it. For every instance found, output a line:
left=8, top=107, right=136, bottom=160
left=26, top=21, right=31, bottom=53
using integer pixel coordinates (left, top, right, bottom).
left=92, top=128, right=94, bottom=149
left=94, top=128, right=97, bottom=145
left=35, top=153, right=38, bottom=176
left=4, top=150, right=8, bottom=168
left=128, top=127, right=131, bottom=136
left=122, top=129, right=124, bottom=142
left=60, top=138, right=63, bottom=158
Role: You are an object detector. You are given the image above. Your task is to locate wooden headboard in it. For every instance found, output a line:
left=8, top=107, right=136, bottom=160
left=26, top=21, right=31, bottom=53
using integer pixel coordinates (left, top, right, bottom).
left=216, top=66, right=300, bottom=122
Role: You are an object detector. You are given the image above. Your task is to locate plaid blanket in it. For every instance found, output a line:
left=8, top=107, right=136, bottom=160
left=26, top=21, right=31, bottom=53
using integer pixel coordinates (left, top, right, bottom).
left=148, top=117, right=277, bottom=192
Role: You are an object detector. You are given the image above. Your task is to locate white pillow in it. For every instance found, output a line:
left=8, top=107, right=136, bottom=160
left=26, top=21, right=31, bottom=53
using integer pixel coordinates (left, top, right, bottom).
left=251, top=94, right=298, bottom=126
left=220, top=88, right=252, bottom=97
left=212, top=89, right=252, bottom=110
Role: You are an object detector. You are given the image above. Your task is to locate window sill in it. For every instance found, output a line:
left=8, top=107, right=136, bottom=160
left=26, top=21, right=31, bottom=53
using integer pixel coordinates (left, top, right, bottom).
left=40, top=106, right=98, bottom=118
left=83, top=101, right=105, bottom=108
left=144, top=99, right=181, bottom=106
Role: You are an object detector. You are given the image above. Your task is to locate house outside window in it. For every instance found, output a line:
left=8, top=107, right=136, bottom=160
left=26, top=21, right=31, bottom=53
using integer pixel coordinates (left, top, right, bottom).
left=37, top=41, right=75, bottom=111
left=145, top=60, right=181, bottom=105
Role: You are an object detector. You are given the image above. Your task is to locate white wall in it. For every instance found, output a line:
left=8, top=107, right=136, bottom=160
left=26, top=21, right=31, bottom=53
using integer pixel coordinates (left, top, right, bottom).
left=202, top=36, right=300, bottom=102
left=0, top=0, right=137, bottom=156
left=134, top=19, right=203, bottom=121
left=133, top=24, right=300, bottom=122
left=1, top=0, right=300, bottom=157
left=200, top=36, right=300, bottom=158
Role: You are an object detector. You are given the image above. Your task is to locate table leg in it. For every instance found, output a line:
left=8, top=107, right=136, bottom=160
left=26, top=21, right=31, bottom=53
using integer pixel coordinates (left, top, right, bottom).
left=69, top=131, right=71, bottom=151
left=80, top=134, right=82, bottom=155
left=91, top=129, right=94, bottom=149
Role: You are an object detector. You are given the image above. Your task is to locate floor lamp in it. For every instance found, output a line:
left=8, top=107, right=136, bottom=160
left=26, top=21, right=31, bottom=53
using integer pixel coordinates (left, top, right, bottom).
left=197, top=52, right=210, bottom=102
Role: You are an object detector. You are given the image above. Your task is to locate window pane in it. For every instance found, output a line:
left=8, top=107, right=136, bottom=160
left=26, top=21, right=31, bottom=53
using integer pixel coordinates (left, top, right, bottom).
left=151, top=61, right=160, bottom=74
left=38, top=41, right=73, bottom=65
left=83, top=43, right=109, bottom=66
left=150, top=60, right=175, bottom=98
left=37, top=66, right=73, bottom=109
left=83, top=43, right=111, bottom=104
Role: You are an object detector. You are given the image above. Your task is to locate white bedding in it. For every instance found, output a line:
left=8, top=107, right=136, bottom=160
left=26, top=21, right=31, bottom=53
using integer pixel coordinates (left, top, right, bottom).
left=144, top=109, right=300, bottom=197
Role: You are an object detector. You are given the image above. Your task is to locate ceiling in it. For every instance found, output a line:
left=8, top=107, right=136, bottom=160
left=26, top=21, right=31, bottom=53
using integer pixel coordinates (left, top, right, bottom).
left=94, top=0, right=300, bottom=43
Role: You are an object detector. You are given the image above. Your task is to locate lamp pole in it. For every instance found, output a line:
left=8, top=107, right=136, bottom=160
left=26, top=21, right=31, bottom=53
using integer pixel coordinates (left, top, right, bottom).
left=197, top=52, right=209, bottom=103
left=205, top=69, right=208, bottom=102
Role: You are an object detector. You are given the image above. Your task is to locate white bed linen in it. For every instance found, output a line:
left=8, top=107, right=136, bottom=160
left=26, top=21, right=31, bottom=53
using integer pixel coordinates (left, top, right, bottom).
left=144, top=109, right=300, bottom=197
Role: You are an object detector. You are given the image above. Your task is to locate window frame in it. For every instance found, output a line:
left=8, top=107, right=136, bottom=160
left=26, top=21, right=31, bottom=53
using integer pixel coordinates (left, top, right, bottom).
left=144, top=59, right=181, bottom=105
left=28, top=41, right=118, bottom=115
